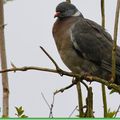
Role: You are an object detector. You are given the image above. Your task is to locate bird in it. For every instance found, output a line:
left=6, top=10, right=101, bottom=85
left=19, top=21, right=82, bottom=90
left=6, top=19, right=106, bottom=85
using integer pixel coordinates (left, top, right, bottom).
left=52, top=2, right=120, bottom=85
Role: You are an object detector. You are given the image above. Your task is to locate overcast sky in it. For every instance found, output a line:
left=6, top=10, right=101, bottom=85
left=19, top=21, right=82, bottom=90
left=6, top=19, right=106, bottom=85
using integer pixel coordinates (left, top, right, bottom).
left=0, top=0, right=120, bottom=117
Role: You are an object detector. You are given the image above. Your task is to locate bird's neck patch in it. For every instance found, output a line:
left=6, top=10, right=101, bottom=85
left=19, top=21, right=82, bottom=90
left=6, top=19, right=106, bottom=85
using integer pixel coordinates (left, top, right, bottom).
left=72, top=11, right=82, bottom=17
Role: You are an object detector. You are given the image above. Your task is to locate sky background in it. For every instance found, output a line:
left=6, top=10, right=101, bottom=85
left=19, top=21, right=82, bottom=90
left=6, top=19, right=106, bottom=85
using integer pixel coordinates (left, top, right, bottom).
left=0, top=0, right=120, bottom=117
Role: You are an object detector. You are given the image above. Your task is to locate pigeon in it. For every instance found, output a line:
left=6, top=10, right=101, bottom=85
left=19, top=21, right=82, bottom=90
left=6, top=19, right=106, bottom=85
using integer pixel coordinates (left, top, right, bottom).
left=52, top=2, right=120, bottom=85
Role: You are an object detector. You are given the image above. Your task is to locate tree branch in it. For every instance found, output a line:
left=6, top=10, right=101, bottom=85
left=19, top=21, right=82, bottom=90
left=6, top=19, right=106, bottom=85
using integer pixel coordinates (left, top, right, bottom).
left=114, top=105, right=120, bottom=117
left=84, top=87, right=94, bottom=117
left=76, top=79, right=84, bottom=117
left=40, top=46, right=60, bottom=70
left=69, top=106, right=78, bottom=118
left=101, top=0, right=105, bottom=28
left=101, top=0, right=108, bottom=117
left=54, top=78, right=88, bottom=95
left=112, top=0, right=120, bottom=82
left=101, top=84, right=107, bottom=117
left=0, top=66, right=120, bottom=93
left=54, top=81, right=75, bottom=95
left=41, top=92, right=54, bottom=118
left=0, top=0, right=9, bottom=117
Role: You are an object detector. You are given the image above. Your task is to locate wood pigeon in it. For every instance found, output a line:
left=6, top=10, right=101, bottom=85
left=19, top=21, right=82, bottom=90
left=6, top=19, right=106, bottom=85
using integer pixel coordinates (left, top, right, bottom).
left=52, top=2, right=120, bottom=85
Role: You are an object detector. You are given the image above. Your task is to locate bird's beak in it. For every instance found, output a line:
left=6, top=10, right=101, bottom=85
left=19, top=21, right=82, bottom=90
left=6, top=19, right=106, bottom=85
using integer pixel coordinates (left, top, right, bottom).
left=54, top=12, right=60, bottom=18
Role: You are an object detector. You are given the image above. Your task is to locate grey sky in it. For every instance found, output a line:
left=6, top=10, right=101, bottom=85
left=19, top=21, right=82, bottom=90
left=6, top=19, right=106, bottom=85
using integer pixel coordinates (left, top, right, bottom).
left=0, top=0, right=119, bottom=117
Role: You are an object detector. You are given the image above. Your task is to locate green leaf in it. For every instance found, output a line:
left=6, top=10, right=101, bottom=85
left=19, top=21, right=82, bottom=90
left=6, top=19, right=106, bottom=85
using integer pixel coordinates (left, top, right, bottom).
left=21, top=115, right=28, bottom=118
left=15, top=106, right=24, bottom=116
left=18, top=110, right=24, bottom=116
left=15, top=107, right=19, bottom=113
left=106, top=108, right=116, bottom=118
left=15, top=106, right=28, bottom=118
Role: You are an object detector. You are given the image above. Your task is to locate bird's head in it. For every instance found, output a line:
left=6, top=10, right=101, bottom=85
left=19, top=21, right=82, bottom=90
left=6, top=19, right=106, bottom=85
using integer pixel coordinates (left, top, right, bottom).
left=54, top=2, right=83, bottom=20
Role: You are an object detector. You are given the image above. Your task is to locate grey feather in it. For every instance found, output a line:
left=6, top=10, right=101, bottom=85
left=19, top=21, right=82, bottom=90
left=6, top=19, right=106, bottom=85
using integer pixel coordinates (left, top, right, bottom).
left=70, top=17, right=120, bottom=75
left=53, top=2, right=120, bottom=85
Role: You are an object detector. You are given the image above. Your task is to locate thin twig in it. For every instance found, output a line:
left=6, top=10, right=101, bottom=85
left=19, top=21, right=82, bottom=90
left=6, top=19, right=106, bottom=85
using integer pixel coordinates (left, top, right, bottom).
left=49, top=94, right=55, bottom=118
left=101, top=0, right=105, bottom=28
left=40, top=46, right=60, bottom=70
left=0, top=66, right=120, bottom=92
left=76, top=82, right=84, bottom=117
left=41, top=92, right=54, bottom=118
left=101, top=0, right=108, bottom=117
left=41, top=92, right=50, bottom=109
left=40, top=46, right=64, bottom=76
left=54, top=81, right=75, bottom=95
left=81, top=81, right=89, bottom=91
left=112, top=0, right=120, bottom=82
left=54, top=78, right=88, bottom=95
left=102, top=85, right=107, bottom=117
left=84, top=87, right=94, bottom=117
left=73, top=77, right=84, bottom=117
left=69, top=106, right=78, bottom=118
left=114, top=105, right=120, bottom=118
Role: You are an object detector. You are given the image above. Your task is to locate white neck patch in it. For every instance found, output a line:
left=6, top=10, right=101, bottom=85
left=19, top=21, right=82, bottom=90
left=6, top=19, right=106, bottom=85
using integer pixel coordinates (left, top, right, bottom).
left=72, top=11, right=82, bottom=17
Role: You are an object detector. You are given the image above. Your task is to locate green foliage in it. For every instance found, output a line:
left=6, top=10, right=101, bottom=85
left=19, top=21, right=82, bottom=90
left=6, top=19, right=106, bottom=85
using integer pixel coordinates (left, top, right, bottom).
left=15, top=106, right=28, bottom=118
left=106, top=108, right=116, bottom=118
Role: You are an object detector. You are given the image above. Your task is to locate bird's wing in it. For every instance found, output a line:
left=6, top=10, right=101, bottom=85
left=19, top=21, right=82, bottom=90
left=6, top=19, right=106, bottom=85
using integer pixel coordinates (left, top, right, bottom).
left=87, top=19, right=120, bottom=68
left=86, top=19, right=120, bottom=74
left=70, top=17, right=116, bottom=73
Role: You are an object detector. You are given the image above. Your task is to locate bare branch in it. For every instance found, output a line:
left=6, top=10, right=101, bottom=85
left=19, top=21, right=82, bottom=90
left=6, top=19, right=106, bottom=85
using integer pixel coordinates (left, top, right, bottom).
left=49, top=94, right=55, bottom=118
left=69, top=106, right=78, bottom=118
left=81, top=81, right=89, bottom=91
left=102, top=84, right=107, bottom=117
left=54, top=78, right=88, bottom=96
left=40, top=46, right=60, bottom=70
left=41, top=92, right=50, bottom=109
left=101, top=0, right=105, bottom=27
left=86, top=76, right=120, bottom=93
left=84, top=87, right=94, bottom=117
left=0, top=0, right=9, bottom=117
left=0, top=66, right=120, bottom=93
left=41, top=92, right=54, bottom=118
left=114, top=105, right=120, bottom=118
left=54, top=81, right=75, bottom=95
left=76, top=80, right=84, bottom=117
left=100, top=0, right=108, bottom=117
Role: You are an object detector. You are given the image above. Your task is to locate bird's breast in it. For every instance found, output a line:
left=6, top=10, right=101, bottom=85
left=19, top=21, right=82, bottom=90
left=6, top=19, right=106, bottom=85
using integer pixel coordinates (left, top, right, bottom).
left=52, top=17, right=78, bottom=51
left=52, top=17, right=85, bottom=73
